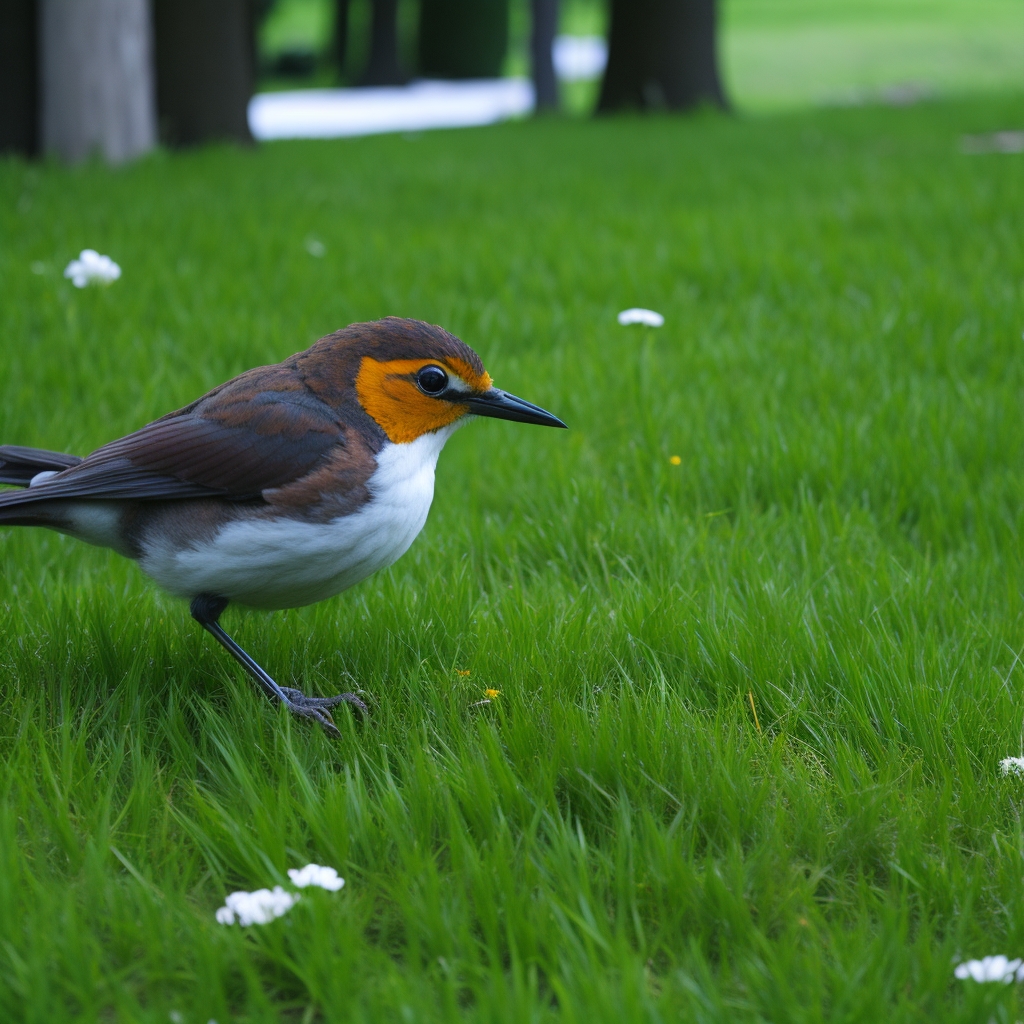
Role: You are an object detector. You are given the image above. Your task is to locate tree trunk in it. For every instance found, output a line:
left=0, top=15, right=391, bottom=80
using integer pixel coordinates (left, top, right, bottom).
left=359, top=0, right=406, bottom=86
left=531, top=0, right=559, bottom=111
left=153, top=0, right=255, bottom=147
left=0, top=0, right=38, bottom=156
left=597, top=0, right=650, bottom=110
left=334, top=0, right=351, bottom=80
left=418, top=0, right=509, bottom=80
left=40, top=0, right=157, bottom=163
left=597, top=0, right=726, bottom=113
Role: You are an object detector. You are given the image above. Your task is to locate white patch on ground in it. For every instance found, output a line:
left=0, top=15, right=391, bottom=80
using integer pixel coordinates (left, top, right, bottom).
left=64, top=249, right=121, bottom=288
left=954, top=955, right=1024, bottom=983
left=249, top=80, right=533, bottom=141
left=287, top=864, right=345, bottom=891
left=215, top=886, right=298, bottom=926
left=553, top=36, right=608, bottom=81
left=214, top=863, right=345, bottom=924
left=618, top=308, right=664, bottom=327
left=1000, top=757, right=1024, bottom=776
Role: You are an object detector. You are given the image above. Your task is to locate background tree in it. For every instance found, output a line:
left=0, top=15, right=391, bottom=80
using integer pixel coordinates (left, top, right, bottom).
left=0, top=0, right=38, bottom=156
left=598, top=0, right=727, bottom=112
left=531, top=0, right=559, bottom=111
left=334, top=0, right=352, bottom=79
left=39, top=0, right=157, bottom=163
left=418, top=0, right=510, bottom=79
left=359, top=0, right=406, bottom=85
left=153, top=0, right=255, bottom=146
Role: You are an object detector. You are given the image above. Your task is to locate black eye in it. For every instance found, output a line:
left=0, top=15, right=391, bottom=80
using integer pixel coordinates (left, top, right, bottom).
left=417, top=365, right=449, bottom=395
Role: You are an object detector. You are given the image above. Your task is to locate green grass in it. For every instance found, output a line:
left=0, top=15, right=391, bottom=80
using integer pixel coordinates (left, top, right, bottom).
left=723, top=0, right=1024, bottom=109
left=2, top=93, right=1024, bottom=1021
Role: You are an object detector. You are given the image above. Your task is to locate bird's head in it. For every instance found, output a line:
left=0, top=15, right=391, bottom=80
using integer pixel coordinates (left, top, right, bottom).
left=308, top=317, right=566, bottom=444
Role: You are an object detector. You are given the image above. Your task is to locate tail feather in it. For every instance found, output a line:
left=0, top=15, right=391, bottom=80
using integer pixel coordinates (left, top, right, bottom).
left=0, top=508, right=53, bottom=527
left=0, top=445, right=83, bottom=487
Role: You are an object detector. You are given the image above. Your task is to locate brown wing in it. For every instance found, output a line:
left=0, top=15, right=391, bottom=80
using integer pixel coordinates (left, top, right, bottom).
left=0, top=371, right=348, bottom=510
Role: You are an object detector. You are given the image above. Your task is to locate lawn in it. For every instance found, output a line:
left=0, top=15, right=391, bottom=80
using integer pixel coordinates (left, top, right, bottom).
left=1, top=92, right=1024, bottom=1021
left=722, top=0, right=1024, bottom=109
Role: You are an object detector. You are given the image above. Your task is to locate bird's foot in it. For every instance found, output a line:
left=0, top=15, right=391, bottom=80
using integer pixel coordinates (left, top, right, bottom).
left=279, top=686, right=369, bottom=738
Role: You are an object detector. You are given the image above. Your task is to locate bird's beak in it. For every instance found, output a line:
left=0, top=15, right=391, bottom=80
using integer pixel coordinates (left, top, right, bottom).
left=462, top=388, right=567, bottom=429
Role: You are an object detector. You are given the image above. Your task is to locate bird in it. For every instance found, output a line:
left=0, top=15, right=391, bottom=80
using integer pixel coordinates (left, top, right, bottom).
left=0, top=317, right=566, bottom=738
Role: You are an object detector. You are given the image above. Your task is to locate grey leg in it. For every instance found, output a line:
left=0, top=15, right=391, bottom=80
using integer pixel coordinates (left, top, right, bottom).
left=189, top=593, right=368, bottom=739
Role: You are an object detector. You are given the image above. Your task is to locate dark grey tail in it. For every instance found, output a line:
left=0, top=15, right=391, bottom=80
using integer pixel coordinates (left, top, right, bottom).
left=0, top=446, right=83, bottom=487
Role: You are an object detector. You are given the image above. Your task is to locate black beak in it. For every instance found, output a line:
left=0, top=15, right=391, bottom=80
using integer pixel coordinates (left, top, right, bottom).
left=462, top=388, right=567, bottom=429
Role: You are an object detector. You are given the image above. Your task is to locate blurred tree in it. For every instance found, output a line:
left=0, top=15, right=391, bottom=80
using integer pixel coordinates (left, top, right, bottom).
left=153, top=0, right=255, bottom=146
left=39, top=0, right=157, bottom=163
left=252, top=0, right=277, bottom=23
left=419, top=0, right=509, bottom=79
left=334, top=0, right=352, bottom=79
left=531, top=0, right=559, bottom=110
left=598, top=0, right=726, bottom=112
left=0, top=0, right=38, bottom=155
left=359, top=0, right=406, bottom=85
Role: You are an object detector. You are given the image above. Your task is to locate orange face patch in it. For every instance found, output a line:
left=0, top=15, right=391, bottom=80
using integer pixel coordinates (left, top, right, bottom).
left=355, top=357, right=492, bottom=444
left=444, top=357, right=492, bottom=394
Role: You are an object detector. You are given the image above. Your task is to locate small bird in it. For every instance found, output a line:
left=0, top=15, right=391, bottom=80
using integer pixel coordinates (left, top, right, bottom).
left=0, top=318, right=565, bottom=737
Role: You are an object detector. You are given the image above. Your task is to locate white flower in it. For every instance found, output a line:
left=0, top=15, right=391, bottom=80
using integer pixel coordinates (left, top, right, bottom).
left=214, top=886, right=299, bottom=926
left=304, top=237, right=326, bottom=257
left=617, top=308, right=664, bottom=327
left=954, top=955, right=1024, bottom=983
left=287, top=863, right=345, bottom=891
left=1000, top=757, right=1024, bottom=776
left=63, top=249, right=121, bottom=288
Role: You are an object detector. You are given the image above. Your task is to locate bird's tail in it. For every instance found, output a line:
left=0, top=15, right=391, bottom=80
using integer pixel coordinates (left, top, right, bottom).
left=0, top=445, right=83, bottom=487
left=0, top=446, right=84, bottom=526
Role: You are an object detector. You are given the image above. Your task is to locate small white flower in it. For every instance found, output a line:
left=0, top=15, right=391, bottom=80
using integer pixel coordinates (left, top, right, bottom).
left=1000, top=757, right=1024, bottom=776
left=954, top=955, right=1024, bottom=983
left=287, top=863, right=345, bottom=891
left=215, top=886, right=299, bottom=926
left=63, top=249, right=121, bottom=288
left=617, top=308, right=664, bottom=327
left=305, top=237, right=326, bottom=258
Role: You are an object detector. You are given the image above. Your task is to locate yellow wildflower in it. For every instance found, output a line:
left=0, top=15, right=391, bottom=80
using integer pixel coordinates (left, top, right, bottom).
left=669, top=455, right=681, bottom=465
left=484, top=689, right=501, bottom=699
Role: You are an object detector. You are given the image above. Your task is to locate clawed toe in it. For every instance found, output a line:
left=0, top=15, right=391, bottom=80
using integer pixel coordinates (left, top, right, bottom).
left=279, top=686, right=369, bottom=736
left=285, top=700, right=342, bottom=739
left=334, top=692, right=370, bottom=718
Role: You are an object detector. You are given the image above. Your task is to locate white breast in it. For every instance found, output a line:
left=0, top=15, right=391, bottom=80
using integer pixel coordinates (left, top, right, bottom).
left=138, top=426, right=458, bottom=609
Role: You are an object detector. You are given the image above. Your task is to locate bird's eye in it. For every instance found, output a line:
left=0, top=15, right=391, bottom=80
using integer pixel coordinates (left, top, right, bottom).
left=417, top=365, right=449, bottom=395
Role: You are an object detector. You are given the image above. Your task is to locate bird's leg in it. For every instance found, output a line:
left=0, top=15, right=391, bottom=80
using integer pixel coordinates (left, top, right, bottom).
left=189, top=593, right=368, bottom=739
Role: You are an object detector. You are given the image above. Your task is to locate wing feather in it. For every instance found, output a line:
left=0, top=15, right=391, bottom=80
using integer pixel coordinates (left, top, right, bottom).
left=0, top=383, right=347, bottom=510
